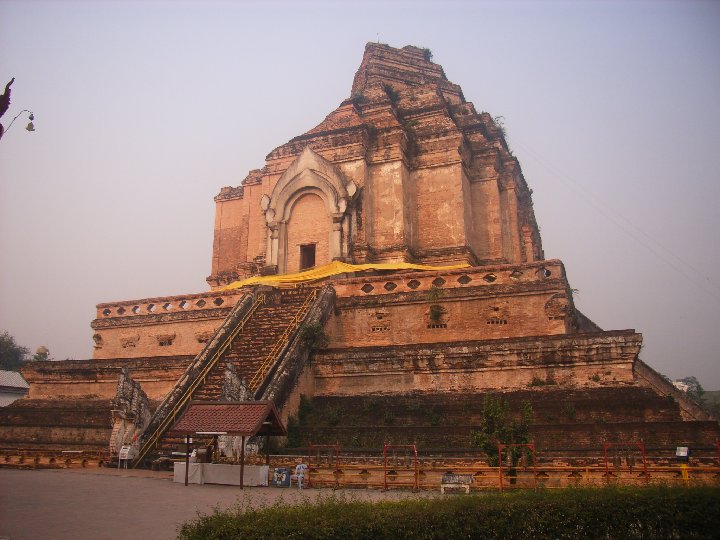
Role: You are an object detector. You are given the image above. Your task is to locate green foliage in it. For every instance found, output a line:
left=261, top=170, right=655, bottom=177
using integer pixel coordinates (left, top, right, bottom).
left=677, top=375, right=705, bottom=401
left=351, top=92, right=368, bottom=105
left=363, top=396, right=380, bottom=412
left=427, top=286, right=444, bottom=322
left=470, top=396, right=532, bottom=466
left=324, top=406, right=342, bottom=426
left=382, top=83, right=399, bottom=105
left=562, top=402, right=576, bottom=421
left=422, top=47, right=433, bottom=61
left=428, top=304, right=444, bottom=323
left=0, top=331, right=29, bottom=371
left=298, top=394, right=314, bottom=423
left=700, top=391, right=720, bottom=418
left=405, top=399, right=421, bottom=412
left=299, top=322, right=329, bottom=350
left=427, top=285, right=442, bottom=303
left=427, top=404, right=442, bottom=427
left=179, top=486, right=720, bottom=540
left=529, top=376, right=556, bottom=387
left=285, top=415, right=300, bottom=448
left=364, top=124, right=379, bottom=146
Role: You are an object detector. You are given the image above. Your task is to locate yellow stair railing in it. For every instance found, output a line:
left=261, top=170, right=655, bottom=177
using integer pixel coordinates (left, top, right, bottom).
left=132, top=292, right=265, bottom=467
left=248, top=288, right=319, bottom=391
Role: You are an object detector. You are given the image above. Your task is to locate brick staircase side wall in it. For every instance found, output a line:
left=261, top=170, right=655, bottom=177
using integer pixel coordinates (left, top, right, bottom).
left=634, top=358, right=712, bottom=421
left=258, top=285, right=336, bottom=411
left=137, top=288, right=258, bottom=448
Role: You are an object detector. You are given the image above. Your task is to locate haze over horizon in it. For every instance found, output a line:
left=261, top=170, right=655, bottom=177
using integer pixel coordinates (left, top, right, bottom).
left=1, top=1, right=719, bottom=388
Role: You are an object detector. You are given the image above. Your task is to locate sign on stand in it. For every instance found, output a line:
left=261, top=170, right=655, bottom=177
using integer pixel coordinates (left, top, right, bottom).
left=119, top=445, right=137, bottom=469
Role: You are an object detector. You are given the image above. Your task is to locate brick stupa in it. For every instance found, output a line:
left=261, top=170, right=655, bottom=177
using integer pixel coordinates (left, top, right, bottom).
left=1, top=44, right=716, bottom=462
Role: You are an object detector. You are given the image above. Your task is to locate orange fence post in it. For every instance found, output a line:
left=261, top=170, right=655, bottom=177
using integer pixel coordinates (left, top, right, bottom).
left=307, top=443, right=341, bottom=488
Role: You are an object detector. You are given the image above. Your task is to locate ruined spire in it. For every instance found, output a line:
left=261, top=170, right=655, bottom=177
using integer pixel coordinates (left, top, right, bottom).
left=352, top=43, right=465, bottom=102
left=351, top=43, right=460, bottom=98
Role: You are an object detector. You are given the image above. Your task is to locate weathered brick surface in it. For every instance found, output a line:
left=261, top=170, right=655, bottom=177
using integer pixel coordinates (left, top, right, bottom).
left=311, top=331, right=642, bottom=396
left=285, top=193, right=331, bottom=273
left=21, top=356, right=192, bottom=402
left=206, top=43, right=542, bottom=286
left=13, top=43, right=714, bottom=459
left=91, top=290, right=246, bottom=359
left=292, top=389, right=720, bottom=451
left=0, top=399, right=112, bottom=451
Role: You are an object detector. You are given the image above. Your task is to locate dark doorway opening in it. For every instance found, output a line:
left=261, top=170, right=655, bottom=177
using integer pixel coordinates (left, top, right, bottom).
left=300, top=244, right=316, bottom=270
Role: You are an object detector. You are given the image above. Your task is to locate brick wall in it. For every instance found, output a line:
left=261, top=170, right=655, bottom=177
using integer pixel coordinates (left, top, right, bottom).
left=285, top=193, right=331, bottom=273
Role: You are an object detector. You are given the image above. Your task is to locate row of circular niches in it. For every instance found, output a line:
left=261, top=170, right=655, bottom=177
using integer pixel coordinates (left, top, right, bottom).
left=358, top=267, right=552, bottom=294
left=101, top=297, right=226, bottom=317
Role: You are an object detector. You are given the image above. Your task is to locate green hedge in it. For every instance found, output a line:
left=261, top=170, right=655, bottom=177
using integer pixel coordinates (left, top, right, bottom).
left=179, top=486, right=720, bottom=539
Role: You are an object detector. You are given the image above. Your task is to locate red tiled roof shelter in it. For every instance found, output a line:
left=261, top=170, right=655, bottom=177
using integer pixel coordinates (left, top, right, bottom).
left=169, top=400, right=286, bottom=488
left=169, top=400, right=286, bottom=437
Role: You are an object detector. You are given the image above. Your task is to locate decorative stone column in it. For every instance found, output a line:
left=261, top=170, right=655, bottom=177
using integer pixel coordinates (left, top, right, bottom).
left=331, top=215, right=344, bottom=260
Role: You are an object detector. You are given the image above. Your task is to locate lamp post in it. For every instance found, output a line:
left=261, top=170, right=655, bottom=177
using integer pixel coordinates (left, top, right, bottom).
left=1, top=109, right=35, bottom=140
left=0, top=78, right=35, bottom=141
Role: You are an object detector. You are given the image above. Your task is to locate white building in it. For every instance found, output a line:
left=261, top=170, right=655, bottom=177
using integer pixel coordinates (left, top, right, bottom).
left=0, top=370, right=29, bottom=406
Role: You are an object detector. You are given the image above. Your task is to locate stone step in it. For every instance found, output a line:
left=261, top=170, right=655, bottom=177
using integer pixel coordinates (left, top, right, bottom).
left=153, top=288, right=317, bottom=449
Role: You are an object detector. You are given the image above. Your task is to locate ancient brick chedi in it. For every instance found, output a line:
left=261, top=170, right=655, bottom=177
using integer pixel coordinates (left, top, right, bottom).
left=208, top=44, right=541, bottom=286
left=2, top=44, right=716, bottom=458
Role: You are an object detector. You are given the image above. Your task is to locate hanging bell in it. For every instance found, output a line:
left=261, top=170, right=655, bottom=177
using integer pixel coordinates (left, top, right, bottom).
left=26, top=121, right=35, bottom=132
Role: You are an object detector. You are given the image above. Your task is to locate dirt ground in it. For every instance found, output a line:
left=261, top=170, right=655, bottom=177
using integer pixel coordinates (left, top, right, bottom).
left=0, top=467, right=435, bottom=540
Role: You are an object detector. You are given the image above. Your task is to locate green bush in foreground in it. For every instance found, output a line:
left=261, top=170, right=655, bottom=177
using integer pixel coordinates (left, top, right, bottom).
left=178, top=486, right=720, bottom=540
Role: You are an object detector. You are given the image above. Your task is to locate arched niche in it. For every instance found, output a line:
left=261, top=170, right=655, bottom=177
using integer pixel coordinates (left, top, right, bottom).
left=263, top=147, right=356, bottom=273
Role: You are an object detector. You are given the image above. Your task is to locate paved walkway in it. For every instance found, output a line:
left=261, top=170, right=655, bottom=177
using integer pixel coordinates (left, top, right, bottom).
left=0, top=467, right=432, bottom=540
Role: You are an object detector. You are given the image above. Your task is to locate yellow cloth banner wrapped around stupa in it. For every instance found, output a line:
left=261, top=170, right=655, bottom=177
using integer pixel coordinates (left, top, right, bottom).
left=219, top=260, right=471, bottom=291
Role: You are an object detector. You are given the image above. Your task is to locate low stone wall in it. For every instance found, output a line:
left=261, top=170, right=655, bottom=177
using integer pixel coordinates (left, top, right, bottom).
left=21, top=356, right=192, bottom=402
left=327, top=260, right=574, bottom=349
left=91, top=289, right=247, bottom=360
left=0, top=399, right=112, bottom=451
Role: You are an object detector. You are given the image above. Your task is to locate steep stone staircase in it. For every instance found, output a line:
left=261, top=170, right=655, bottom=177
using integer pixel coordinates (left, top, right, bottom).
left=192, top=289, right=317, bottom=400
left=133, top=285, right=335, bottom=466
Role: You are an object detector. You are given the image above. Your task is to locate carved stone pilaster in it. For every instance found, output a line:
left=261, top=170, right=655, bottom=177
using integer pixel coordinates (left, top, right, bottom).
left=110, top=367, right=150, bottom=455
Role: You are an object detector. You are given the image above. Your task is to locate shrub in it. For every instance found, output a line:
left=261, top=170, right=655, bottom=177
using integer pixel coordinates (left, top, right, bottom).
left=428, top=304, right=444, bottom=323
left=179, top=486, right=720, bottom=539
left=469, top=396, right=532, bottom=467
left=382, top=83, right=399, bottom=105
left=299, top=322, right=329, bottom=350
left=324, top=407, right=341, bottom=426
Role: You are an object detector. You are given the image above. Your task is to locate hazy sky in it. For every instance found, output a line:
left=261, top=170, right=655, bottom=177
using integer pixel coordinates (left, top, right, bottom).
left=1, top=1, right=719, bottom=388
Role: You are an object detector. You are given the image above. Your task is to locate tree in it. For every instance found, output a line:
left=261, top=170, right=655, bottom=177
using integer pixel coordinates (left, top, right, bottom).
left=470, top=395, right=533, bottom=467
left=676, top=376, right=705, bottom=401
left=0, top=331, right=29, bottom=371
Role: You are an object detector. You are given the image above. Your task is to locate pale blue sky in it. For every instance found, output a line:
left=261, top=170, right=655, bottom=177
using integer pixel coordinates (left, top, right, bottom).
left=1, top=0, right=719, bottom=387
